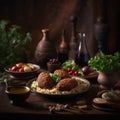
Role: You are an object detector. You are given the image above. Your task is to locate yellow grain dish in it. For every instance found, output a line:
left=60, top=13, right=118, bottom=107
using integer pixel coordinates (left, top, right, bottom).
left=31, top=77, right=90, bottom=95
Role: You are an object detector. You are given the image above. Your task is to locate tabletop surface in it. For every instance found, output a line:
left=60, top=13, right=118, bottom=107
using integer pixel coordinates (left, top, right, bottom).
left=0, top=76, right=120, bottom=120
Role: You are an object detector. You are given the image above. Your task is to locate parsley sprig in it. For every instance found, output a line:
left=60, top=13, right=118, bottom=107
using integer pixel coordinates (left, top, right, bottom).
left=88, top=51, right=120, bottom=72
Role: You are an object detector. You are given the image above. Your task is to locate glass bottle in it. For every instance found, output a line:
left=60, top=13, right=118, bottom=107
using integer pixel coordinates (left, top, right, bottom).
left=75, top=33, right=90, bottom=67
left=58, top=29, right=69, bottom=63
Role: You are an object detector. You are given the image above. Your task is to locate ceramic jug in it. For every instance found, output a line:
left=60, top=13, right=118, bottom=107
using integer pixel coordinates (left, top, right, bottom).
left=34, top=29, right=57, bottom=68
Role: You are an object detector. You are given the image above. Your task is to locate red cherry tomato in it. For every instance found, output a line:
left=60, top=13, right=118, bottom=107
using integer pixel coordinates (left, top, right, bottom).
left=18, top=67, right=24, bottom=72
left=73, top=71, right=78, bottom=76
left=67, top=68, right=71, bottom=72
left=68, top=70, right=73, bottom=75
left=11, top=65, right=19, bottom=71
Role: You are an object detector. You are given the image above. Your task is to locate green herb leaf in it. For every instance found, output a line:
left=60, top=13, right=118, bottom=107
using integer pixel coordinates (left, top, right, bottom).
left=50, top=73, right=61, bottom=84
left=0, top=73, right=13, bottom=83
left=88, top=51, right=120, bottom=72
left=0, top=19, right=32, bottom=68
left=61, top=60, right=83, bottom=76
left=105, top=91, right=118, bottom=99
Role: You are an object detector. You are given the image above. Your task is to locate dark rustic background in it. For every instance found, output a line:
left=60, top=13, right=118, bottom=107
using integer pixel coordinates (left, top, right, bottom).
left=0, top=0, right=120, bottom=62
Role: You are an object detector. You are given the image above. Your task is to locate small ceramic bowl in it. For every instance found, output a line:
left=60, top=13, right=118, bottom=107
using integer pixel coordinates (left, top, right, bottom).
left=47, top=62, right=61, bottom=73
left=5, top=86, right=30, bottom=104
left=4, top=63, right=40, bottom=79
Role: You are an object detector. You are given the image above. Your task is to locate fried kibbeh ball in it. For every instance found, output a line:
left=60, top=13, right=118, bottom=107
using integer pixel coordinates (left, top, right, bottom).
left=37, top=72, right=54, bottom=89
left=54, top=69, right=69, bottom=79
left=56, top=78, right=78, bottom=91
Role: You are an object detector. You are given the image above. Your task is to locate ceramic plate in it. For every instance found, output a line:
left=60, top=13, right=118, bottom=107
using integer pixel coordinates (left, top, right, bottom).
left=27, top=76, right=91, bottom=98
left=92, top=103, right=120, bottom=112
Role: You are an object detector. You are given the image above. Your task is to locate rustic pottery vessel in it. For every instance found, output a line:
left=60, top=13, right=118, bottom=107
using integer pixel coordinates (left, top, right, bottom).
left=34, top=29, right=57, bottom=69
left=58, top=29, right=69, bottom=63
left=69, top=16, right=78, bottom=60
left=97, top=72, right=120, bottom=89
left=94, top=16, right=108, bottom=52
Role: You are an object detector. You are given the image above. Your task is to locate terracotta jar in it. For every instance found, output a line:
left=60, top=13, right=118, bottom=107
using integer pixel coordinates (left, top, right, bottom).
left=97, top=72, right=120, bottom=89
left=58, top=29, right=69, bottom=64
left=34, top=29, right=57, bottom=69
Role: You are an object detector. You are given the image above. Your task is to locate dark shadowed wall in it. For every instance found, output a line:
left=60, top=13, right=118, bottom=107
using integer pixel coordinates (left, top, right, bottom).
left=0, top=0, right=120, bottom=62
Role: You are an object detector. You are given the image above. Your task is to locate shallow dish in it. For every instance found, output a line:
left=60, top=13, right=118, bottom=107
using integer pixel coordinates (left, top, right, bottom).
left=5, top=86, right=30, bottom=104
left=27, top=76, right=91, bottom=98
left=4, top=63, right=40, bottom=79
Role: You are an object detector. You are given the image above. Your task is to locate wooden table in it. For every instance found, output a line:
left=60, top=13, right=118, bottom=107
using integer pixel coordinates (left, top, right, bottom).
left=0, top=77, right=120, bottom=120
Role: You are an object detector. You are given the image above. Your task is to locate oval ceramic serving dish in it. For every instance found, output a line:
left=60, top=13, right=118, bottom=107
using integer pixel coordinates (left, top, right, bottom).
left=27, top=76, right=91, bottom=99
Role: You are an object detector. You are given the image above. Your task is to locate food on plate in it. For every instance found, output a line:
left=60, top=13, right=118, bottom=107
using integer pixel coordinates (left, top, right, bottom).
left=93, top=97, right=120, bottom=109
left=61, top=60, right=97, bottom=77
left=30, top=69, right=90, bottom=95
left=93, top=97, right=109, bottom=107
left=101, top=91, right=120, bottom=102
left=56, top=78, right=78, bottom=91
left=49, top=73, right=61, bottom=84
left=8, top=62, right=39, bottom=72
left=97, top=90, right=108, bottom=97
left=31, top=76, right=89, bottom=95
left=61, top=60, right=83, bottom=76
left=54, top=69, right=69, bottom=78
left=92, top=89, right=120, bottom=110
left=37, top=72, right=54, bottom=89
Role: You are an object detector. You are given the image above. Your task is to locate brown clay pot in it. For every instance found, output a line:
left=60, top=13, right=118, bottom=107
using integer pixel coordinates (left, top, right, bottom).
left=34, top=29, right=57, bottom=69
left=97, top=72, right=120, bottom=89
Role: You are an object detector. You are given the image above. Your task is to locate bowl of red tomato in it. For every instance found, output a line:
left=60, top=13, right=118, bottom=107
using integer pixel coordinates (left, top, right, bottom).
left=4, top=62, right=40, bottom=79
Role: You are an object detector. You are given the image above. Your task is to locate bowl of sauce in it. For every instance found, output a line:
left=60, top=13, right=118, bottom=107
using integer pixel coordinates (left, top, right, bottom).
left=5, top=86, right=30, bottom=104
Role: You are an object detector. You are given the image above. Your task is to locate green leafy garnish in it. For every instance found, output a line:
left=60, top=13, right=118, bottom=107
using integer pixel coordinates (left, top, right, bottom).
left=0, top=73, right=13, bottom=83
left=105, top=91, right=118, bottom=99
left=0, top=19, right=32, bottom=68
left=88, top=51, right=120, bottom=72
left=50, top=73, right=61, bottom=84
left=61, top=60, right=83, bottom=76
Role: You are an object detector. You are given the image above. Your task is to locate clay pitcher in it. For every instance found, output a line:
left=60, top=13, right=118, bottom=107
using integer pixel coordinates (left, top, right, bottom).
left=34, top=29, right=57, bottom=69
